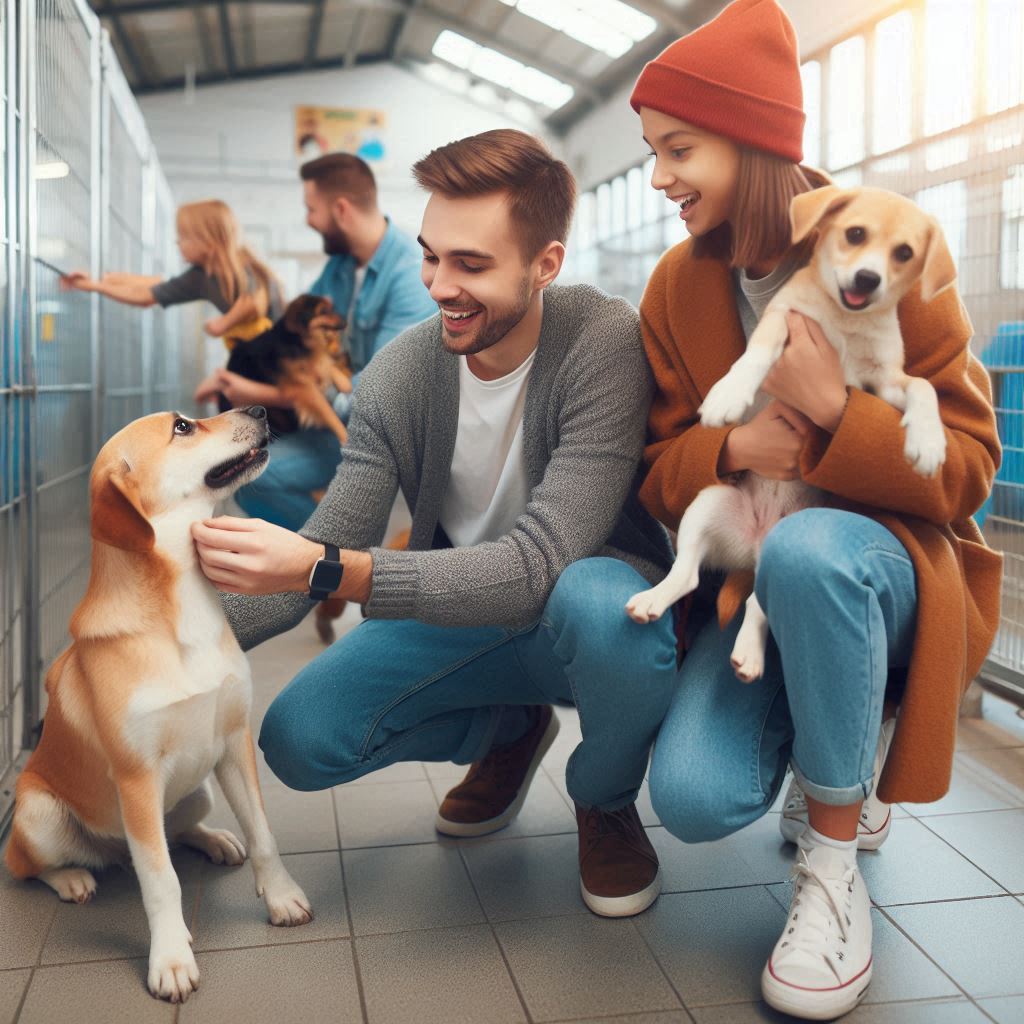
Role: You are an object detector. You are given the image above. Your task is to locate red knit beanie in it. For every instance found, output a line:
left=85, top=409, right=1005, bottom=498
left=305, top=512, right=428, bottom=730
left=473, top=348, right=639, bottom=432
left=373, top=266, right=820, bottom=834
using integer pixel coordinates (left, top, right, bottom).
left=630, top=0, right=805, bottom=163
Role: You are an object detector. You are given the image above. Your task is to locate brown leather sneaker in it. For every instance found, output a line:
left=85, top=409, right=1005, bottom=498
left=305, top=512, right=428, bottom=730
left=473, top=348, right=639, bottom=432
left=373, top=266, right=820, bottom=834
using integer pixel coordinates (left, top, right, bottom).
left=435, top=706, right=559, bottom=837
left=575, top=801, right=661, bottom=917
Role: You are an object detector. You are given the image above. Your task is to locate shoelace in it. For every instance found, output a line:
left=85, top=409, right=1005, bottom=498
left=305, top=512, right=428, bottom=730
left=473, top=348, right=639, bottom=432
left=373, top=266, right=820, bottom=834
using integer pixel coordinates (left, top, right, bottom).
left=582, top=807, right=654, bottom=861
left=777, top=850, right=856, bottom=981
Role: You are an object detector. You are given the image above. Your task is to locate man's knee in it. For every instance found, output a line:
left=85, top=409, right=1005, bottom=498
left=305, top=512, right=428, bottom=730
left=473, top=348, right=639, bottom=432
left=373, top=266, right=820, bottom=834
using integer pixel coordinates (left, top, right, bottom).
left=258, top=689, right=360, bottom=791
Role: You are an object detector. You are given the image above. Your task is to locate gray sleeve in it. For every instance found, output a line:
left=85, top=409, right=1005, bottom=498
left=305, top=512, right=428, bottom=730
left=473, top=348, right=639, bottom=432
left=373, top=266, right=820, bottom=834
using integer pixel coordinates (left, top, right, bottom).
left=221, top=381, right=401, bottom=651
left=365, top=301, right=652, bottom=630
left=150, top=265, right=213, bottom=308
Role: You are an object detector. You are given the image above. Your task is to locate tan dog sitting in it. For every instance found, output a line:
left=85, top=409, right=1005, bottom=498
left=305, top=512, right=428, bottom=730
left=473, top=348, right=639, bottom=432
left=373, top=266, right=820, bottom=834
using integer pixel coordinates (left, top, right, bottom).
left=4, top=407, right=312, bottom=1003
left=626, top=186, right=958, bottom=680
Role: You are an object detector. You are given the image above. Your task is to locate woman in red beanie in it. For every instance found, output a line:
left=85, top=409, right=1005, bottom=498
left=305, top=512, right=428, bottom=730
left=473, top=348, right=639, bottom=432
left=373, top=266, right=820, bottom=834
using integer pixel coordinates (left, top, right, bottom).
left=630, top=0, right=1001, bottom=1018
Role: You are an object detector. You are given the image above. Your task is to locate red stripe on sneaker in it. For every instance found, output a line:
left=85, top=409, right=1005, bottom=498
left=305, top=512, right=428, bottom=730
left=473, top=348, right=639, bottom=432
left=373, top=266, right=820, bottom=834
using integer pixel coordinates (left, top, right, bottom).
left=767, top=956, right=873, bottom=992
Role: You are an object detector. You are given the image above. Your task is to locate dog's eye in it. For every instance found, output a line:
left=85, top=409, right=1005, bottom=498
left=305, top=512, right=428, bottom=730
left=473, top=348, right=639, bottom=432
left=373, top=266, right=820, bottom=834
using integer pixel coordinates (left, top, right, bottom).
left=893, top=244, right=914, bottom=263
left=173, top=418, right=194, bottom=436
left=845, top=227, right=867, bottom=245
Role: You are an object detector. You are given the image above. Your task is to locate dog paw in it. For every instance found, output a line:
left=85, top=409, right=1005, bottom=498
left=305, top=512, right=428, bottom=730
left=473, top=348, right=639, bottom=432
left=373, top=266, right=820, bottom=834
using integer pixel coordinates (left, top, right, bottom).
left=902, top=415, right=946, bottom=477
left=262, top=875, right=314, bottom=927
left=202, top=828, right=247, bottom=866
left=43, top=867, right=98, bottom=904
left=730, top=645, right=764, bottom=684
left=148, top=940, right=199, bottom=1003
left=700, top=375, right=756, bottom=427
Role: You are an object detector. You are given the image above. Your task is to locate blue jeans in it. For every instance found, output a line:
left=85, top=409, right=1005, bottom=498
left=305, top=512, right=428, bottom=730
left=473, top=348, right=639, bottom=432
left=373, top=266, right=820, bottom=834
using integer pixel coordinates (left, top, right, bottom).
left=235, top=428, right=342, bottom=531
left=649, top=509, right=918, bottom=844
left=258, top=558, right=679, bottom=810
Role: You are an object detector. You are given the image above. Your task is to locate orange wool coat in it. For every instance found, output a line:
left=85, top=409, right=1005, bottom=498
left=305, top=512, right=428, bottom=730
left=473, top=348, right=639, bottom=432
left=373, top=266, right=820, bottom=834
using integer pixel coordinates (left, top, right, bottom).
left=638, top=238, right=1003, bottom=804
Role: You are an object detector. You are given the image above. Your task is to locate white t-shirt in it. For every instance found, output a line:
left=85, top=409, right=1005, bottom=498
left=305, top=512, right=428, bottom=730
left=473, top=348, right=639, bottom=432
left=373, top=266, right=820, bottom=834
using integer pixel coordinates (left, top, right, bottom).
left=438, top=349, right=536, bottom=548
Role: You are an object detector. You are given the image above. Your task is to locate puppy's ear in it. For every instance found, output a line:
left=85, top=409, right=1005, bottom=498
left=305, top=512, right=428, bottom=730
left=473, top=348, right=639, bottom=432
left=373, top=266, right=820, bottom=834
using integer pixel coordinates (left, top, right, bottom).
left=91, top=468, right=154, bottom=553
left=790, top=186, right=853, bottom=245
left=919, top=216, right=957, bottom=302
left=283, top=296, right=315, bottom=335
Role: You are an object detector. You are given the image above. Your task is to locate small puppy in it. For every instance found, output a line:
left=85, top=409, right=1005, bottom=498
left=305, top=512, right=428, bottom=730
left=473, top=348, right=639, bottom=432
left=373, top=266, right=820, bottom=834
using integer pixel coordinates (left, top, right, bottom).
left=225, top=294, right=351, bottom=445
left=626, top=186, right=958, bottom=681
left=5, top=407, right=313, bottom=1003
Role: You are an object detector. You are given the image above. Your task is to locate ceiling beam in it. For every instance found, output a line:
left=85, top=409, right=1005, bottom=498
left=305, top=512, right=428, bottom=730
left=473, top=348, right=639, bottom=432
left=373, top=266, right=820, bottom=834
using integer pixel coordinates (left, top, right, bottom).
left=344, top=9, right=366, bottom=67
left=304, top=0, right=326, bottom=66
left=107, top=12, right=154, bottom=87
left=131, top=50, right=391, bottom=95
left=189, top=1, right=217, bottom=73
left=93, top=0, right=404, bottom=15
left=386, top=0, right=420, bottom=61
left=218, top=0, right=236, bottom=74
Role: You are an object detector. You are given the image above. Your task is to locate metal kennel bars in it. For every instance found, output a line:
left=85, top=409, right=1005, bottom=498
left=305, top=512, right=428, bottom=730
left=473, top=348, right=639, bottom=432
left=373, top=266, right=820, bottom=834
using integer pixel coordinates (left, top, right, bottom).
left=0, top=0, right=179, bottom=833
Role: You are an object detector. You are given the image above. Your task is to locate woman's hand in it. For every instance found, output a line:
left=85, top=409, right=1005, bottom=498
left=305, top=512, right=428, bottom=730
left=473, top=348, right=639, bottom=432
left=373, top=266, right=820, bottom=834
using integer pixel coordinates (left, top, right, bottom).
left=718, top=399, right=814, bottom=480
left=204, top=315, right=228, bottom=337
left=213, top=369, right=266, bottom=407
left=60, top=271, right=95, bottom=292
left=193, top=372, right=224, bottom=404
left=762, top=313, right=848, bottom=433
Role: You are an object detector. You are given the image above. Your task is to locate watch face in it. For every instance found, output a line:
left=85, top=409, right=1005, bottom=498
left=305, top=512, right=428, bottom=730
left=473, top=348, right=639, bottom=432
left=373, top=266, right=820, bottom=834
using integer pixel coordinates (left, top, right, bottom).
left=311, top=559, right=344, bottom=593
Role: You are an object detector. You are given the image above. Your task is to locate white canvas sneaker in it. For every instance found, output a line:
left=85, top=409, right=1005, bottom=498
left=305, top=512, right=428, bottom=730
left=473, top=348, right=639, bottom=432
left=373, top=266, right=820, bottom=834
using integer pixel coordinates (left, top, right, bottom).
left=761, top=841, right=873, bottom=1020
left=779, top=718, right=896, bottom=851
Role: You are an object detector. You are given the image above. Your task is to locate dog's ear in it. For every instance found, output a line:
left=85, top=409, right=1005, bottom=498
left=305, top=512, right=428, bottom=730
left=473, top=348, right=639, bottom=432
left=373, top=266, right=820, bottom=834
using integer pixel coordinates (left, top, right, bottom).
left=283, top=296, right=316, bottom=335
left=919, top=216, right=957, bottom=302
left=91, top=467, right=154, bottom=553
left=790, top=186, right=853, bottom=245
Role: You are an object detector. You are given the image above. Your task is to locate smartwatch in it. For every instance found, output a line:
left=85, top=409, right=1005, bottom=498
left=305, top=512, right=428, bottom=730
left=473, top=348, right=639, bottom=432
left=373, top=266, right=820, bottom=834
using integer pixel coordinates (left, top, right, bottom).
left=308, top=543, right=344, bottom=601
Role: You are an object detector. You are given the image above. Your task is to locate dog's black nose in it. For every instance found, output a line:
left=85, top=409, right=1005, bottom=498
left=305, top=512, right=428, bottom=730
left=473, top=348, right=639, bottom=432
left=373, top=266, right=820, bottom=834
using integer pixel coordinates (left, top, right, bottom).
left=854, top=270, right=881, bottom=293
left=242, top=405, right=267, bottom=421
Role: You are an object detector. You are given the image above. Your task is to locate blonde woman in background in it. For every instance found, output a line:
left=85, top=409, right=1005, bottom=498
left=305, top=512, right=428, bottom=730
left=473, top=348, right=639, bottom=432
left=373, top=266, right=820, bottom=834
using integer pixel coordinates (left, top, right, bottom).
left=63, top=198, right=284, bottom=347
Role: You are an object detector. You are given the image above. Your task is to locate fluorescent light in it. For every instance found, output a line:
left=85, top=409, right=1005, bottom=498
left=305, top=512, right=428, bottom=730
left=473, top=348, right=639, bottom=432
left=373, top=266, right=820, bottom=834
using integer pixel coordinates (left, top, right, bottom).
left=499, top=0, right=655, bottom=58
left=35, top=160, right=69, bottom=179
left=431, top=30, right=575, bottom=109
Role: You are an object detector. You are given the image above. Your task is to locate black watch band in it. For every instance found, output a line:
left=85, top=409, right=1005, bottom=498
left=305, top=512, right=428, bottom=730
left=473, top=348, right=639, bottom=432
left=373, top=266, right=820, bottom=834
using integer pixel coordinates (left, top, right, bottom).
left=308, top=542, right=344, bottom=601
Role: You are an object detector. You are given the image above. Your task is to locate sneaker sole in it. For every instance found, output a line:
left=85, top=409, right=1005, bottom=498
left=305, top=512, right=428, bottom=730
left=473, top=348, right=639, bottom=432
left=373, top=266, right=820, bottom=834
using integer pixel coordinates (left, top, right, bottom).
left=761, top=959, right=872, bottom=1020
left=434, top=711, right=561, bottom=838
left=779, top=808, right=892, bottom=851
left=581, top=868, right=662, bottom=918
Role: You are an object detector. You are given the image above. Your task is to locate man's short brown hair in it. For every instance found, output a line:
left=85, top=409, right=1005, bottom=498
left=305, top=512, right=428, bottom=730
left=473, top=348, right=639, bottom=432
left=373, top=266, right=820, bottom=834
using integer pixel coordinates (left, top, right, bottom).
left=300, top=153, right=378, bottom=211
left=412, top=129, right=577, bottom=261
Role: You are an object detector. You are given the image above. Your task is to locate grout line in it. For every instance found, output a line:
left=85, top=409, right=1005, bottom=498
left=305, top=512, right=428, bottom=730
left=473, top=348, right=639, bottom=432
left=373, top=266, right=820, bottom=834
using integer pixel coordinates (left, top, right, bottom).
left=907, top=804, right=1024, bottom=819
left=331, top=787, right=370, bottom=1024
left=13, top=883, right=61, bottom=1024
left=456, top=843, right=535, bottom=1024
left=626, top=915, right=697, bottom=1024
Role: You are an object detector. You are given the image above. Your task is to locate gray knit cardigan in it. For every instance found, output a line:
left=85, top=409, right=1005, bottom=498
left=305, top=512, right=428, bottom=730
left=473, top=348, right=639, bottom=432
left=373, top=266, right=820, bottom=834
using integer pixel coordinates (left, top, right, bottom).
left=224, top=283, right=674, bottom=650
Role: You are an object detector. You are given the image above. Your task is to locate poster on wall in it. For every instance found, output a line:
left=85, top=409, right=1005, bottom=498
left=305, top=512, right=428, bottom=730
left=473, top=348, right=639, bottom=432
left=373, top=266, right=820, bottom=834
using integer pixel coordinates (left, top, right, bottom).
left=295, top=106, right=387, bottom=162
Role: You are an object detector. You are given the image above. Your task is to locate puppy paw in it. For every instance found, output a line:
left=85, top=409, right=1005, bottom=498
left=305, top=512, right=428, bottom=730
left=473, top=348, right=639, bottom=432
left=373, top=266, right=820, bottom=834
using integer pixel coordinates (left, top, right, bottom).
left=262, top=874, right=314, bottom=927
left=700, top=374, right=756, bottom=427
left=902, top=414, right=946, bottom=477
left=178, top=825, right=246, bottom=866
left=626, top=578, right=694, bottom=624
left=148, top=937, right=199, bottom=1003
left=730, top=640, right=765, bottom=684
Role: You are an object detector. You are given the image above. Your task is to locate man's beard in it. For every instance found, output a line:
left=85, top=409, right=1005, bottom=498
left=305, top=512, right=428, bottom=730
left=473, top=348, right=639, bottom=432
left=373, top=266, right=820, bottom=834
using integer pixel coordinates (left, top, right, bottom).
left=321, top=225, right=350, bottom=256
left=442, top=276, right=533, bottom=357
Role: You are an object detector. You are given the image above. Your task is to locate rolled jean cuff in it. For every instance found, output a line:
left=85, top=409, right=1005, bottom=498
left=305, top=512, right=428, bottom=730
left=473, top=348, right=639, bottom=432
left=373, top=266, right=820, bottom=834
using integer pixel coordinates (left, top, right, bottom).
left=790, top=758, right=873, bottom=806
left=452, top=706, right=503, bottom=765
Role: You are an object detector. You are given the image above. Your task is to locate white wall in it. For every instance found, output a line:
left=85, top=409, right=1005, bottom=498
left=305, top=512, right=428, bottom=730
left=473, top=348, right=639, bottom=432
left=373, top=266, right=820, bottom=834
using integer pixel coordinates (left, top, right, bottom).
left=562, top=0, right=903, bottom=192
left=139, top=62, right=554, bottom=296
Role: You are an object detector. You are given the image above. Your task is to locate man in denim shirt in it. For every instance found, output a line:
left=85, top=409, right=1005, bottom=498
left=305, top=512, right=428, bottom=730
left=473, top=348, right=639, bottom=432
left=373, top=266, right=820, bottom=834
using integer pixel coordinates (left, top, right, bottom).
left=236, top=154, right=435, bottom=530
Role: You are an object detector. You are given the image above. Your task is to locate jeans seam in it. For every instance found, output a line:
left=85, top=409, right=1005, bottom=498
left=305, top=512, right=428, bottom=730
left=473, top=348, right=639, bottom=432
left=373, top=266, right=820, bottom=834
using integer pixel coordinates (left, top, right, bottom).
left=539, top=616, right=587, bottom=737
left=358, top=631, right=519, bottom=760
left=354, top=718, right=466, bottom=774
left=753, top=679, right=787, bottom=800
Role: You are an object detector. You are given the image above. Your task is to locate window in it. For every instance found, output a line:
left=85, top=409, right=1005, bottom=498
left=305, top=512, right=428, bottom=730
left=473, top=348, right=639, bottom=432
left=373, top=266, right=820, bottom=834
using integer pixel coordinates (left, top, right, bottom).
left=801, top=61, right=821, bottom=167
left=873, top=12, right=913, bottom=154
left=828, top=36, right=865, bottom=169
left=987, top=0, right=1024, bottom=114
left=924, top=0, right=975, bottom=135
left=915, top=180, right=967, bottom=271
left=1001, top=166, right=1024, bottom=290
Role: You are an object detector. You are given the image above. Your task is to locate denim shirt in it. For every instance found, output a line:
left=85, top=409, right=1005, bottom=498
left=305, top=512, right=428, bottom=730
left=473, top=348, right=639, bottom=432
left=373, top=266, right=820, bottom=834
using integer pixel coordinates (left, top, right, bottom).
left=309, top=218, right=436, bottom=386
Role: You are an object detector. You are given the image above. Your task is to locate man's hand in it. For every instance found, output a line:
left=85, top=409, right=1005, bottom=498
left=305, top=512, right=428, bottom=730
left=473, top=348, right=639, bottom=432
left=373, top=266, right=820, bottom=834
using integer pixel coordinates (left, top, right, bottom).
left=191, top=516, right=374, bottom=602
left=193, top=371, right=223, bottom=404
left=204, top=315, right=228, bottom=338
left=60, top=270, right=94, bottom=292
left=718, top=399, right=813, bottom=480
left=213, top=369, right=272, bottom=408
left=762, top=313, right=848, bottom=433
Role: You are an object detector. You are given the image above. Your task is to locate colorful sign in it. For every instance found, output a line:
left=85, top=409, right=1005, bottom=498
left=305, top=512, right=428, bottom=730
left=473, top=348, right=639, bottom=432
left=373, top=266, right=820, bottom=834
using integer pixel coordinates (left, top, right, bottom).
left=295, top=105, right=387, bottom=162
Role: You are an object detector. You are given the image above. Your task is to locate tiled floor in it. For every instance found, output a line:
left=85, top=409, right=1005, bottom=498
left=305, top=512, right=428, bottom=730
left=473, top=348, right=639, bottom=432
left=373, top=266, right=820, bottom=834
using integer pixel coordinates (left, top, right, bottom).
left=3, top=610, right=1024, bottom=1024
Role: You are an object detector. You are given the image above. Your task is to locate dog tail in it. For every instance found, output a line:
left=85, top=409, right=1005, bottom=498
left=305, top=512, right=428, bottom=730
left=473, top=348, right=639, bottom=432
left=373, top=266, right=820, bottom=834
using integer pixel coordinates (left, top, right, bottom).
left=716, top=569, right=755, bottom=629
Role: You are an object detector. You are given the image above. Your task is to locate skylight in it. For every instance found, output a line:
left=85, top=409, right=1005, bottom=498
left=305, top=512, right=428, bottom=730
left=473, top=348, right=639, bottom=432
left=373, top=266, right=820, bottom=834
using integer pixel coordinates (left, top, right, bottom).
left=432, top=30, right=575, bottom=109
left=498, top=0, right=657, bottom=59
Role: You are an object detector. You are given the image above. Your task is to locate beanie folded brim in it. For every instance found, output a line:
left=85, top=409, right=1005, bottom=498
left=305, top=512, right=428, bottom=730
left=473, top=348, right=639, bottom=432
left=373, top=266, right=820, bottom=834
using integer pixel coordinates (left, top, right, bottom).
left=631, top=61, right=805, bottom=163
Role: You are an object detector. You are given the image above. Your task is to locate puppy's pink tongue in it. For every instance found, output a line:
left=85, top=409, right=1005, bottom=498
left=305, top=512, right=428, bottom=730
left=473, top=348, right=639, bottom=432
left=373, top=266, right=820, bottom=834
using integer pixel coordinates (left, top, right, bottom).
left=842, top=289, right=869, bottom=308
